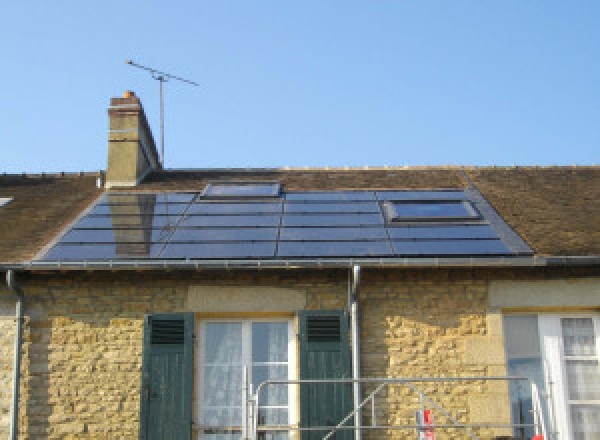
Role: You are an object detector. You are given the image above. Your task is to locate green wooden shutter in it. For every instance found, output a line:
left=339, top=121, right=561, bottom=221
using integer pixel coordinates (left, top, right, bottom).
left=140, top=313, right=194, bottom=440
left=298, top=310, right=353, bottom=440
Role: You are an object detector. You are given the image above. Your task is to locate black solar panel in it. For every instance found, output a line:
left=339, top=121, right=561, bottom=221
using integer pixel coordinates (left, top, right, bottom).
left=181, top=215, right=281, bottom=228
left=387, top=225, right=498, bottom=240
left=189, top=202, right=282, bottom=215
left=284, top=201, right=380, bottom=214
left=376, top=190, right=467, bottom=201
left=38, top=189, right=532, bottom=262
left=285, top=191, right=376, bottom=201
left=278, top=241, right=394, bottom=257
left=282, top=213, right=383, bottom=227
left=391, top=239, right=511, bottom=256
left=159, top=242, right=277, bottom=258
left=169, top=227, right=279, bottom=242
left=89, top=203, right=190, bottom=216
left=280, top=227, right=387, bottom=241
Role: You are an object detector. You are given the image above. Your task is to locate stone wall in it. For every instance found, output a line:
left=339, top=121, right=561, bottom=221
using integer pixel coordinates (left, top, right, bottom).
left=0, top=294, right=16, bottom=438
left=2, top=268, right=580, bottom=439
left=360, top=270, right=510, bottom=439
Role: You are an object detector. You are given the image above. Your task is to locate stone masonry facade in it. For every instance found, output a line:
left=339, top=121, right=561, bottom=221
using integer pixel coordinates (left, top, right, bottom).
left=1, top=303, right=16, bottom=438
left=2, top=267, right=581, bottom=439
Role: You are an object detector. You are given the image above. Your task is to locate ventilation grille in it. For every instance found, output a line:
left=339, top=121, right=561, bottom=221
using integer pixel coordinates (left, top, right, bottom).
left=307, top=315, right=341, bottom=342
left=151, top=319, right=185, bottom=345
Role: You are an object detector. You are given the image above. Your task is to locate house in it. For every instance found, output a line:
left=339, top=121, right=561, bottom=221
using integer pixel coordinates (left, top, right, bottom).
left=1, top=91, right=599, bottom=440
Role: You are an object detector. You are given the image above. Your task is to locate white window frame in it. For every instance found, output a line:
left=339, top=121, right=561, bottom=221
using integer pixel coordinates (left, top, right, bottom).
left=538, top=314, right=600, bottom=439
left=196, top=317, right=297, bottom=437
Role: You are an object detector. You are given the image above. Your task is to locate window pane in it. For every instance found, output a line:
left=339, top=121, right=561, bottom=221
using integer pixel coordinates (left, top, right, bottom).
left=203, top=365, right=243, bottom=406
left=257, top=408, right=289, bottom=426
left=566, top=360, right=600, bottom=401
left=503, top=315, right=545, bottom=440
left=253, top=365, right=288, bottom=406
left=505, top=315, right=541, bottom=359
left=562, top=318, right=597, bottom=356
left=386, top=200, right=478, bottom=221
left=570, top=405, right=600, bottom=440
left=203, top=407, right=242, bottom=428
left=252, top=323, right=288, bottom=362
left=203, top=183, right=280, bottom=198
left=205, top=323, right=242, bottom=364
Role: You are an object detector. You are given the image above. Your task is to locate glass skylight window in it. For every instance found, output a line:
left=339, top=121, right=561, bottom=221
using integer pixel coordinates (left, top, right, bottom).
left=202, top=182, right=281, bottom=198
left=384, top=200, right=480, bottom=222
left=0, top=197, right=13, bottom=208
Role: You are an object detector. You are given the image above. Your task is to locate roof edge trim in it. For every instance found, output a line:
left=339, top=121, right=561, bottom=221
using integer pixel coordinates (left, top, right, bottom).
left=3, top=256, right=600, bottom=271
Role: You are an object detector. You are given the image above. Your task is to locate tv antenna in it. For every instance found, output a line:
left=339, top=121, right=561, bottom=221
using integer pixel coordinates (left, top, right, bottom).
left=125, top=59, right=199, bottom=168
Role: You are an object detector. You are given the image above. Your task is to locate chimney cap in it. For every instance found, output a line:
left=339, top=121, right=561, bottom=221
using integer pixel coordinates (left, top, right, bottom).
left=123, top=90, right=136, bottom=98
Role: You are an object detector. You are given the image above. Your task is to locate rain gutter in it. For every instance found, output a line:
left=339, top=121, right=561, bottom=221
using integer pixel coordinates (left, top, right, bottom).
left=5, top=270, right=23, bottom=440
left=348, top=265, right=362, bottom=440
left=2, top=255, right=600, bottom=271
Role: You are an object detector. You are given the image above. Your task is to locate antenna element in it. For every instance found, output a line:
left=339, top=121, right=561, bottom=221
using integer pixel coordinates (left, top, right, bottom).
left=125, top=59, right=198, bottom=167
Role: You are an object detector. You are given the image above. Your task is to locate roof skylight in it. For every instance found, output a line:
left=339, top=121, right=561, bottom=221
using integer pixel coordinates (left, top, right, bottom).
left=202, top=182, right=281, bottom=198
left=384, top=200, right=480, bottom=222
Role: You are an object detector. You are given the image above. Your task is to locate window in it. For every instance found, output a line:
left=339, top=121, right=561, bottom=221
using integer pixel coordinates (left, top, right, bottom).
left=383, top=200, right=480, bottom=222
left=0, top=197, right=13, bottom=208
left=197, top=319, right=296, bottom=439
left=504, top=314, right=600, bottom=440
left=202, top=183, right=281, bottom=198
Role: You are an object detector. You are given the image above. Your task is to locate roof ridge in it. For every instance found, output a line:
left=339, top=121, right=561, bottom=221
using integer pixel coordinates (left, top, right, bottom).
left=0, top=171, right=101, bottom=179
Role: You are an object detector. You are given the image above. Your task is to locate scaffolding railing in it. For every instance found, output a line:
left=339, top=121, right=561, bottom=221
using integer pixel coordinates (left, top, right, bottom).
left=244, top=375, right=548, bottom=440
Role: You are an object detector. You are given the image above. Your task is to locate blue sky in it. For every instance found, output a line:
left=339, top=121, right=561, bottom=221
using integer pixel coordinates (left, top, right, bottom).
left=1, top=2, right=599, bottom=173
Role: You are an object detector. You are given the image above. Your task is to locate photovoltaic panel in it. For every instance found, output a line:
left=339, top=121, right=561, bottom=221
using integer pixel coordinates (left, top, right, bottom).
left=160, top=242, right=276, bottom=258
left=37, top=188, right=532, bottom=262
left=169, top=228, right=279, bottom=242
left=60, top=228, right=169, bottom=243
left=391, top=239, right=511, bottom=256
left=283, top=201, right=380, bottom=214
left=285, top=192, right=375, bottom=202
left=282, top=213, right=383, bottom=227
left=277, top=241, right=393, bottom=257
left=280, top=227, right=387, bottom=241
left=74, top=215, right=184, bottom=230
left=189, top=202, right=282, bottom=215
left=387, top=225, right=499, bottom=240
left=42, top=243, right=163, bottom=260
left=376, top=191, right=467, bottom=201
left=89, top=203, right=190, bottom=216
left=180, top=215, right=281, bottom=228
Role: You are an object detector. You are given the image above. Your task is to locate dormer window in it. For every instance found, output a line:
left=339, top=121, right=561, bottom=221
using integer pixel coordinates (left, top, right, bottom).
left=0, top=197, right=13, bottom=208
left=201, top=182, right=281, bottom=198
left=383, top=200, right=480, bottom=222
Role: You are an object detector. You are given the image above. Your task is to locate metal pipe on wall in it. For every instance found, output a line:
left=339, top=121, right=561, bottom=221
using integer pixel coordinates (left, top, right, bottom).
left=6, top=270, right=24, bottom=440
left=349, top=265, right=362, bottom=440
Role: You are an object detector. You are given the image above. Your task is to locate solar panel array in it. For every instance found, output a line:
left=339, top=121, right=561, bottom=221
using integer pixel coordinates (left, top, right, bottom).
left=39, top=189, right=531, bottom=261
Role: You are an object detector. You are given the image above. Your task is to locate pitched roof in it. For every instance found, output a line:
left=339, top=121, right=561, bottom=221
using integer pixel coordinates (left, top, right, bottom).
left=465, top=167, right=600, bottom=256
left=0, top=173, right=101, bottom=262
left=1, top=166, right=599, bottom=264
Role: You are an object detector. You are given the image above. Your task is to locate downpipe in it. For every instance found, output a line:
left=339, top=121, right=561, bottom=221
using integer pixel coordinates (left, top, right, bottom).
left=6, top=270, right=24, bottom=440
left=349, top=265, right=362, bottom=440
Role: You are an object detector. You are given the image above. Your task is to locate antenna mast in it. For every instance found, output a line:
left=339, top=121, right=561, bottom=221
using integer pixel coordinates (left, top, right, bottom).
left=125, top=59, right=199, bottom=168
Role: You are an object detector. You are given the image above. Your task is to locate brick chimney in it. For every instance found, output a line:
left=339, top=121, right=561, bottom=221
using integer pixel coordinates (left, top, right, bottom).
left=105, top=91, right=160, bottom=188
